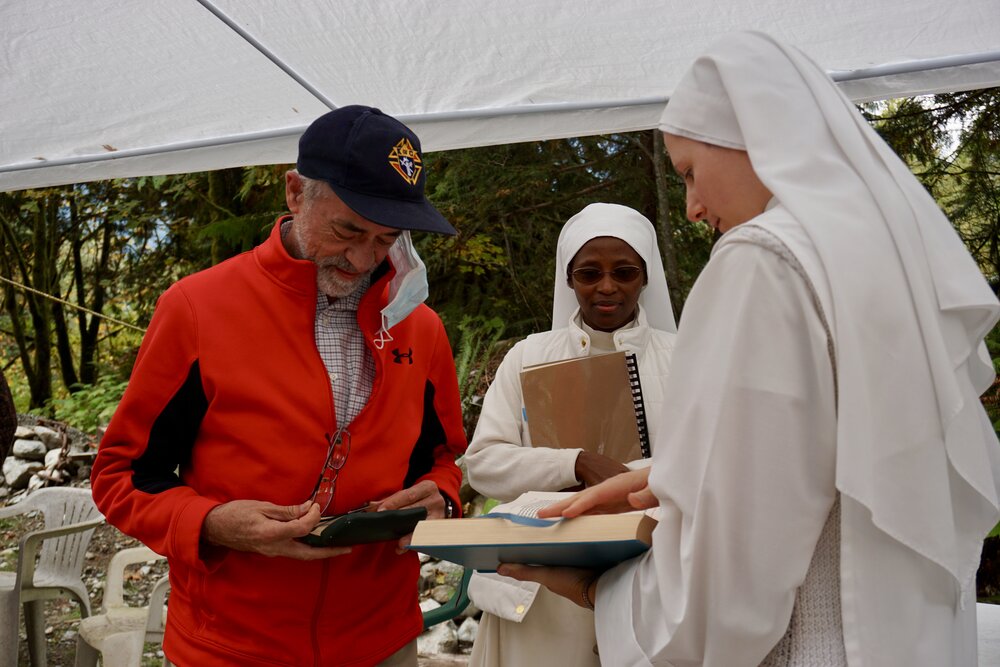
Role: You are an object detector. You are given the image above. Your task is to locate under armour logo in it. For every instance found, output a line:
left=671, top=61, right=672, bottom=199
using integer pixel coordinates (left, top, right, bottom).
left=392, top=347, right=414, bottom=365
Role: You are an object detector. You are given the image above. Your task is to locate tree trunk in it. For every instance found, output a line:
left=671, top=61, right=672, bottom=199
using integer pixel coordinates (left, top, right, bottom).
left=31, top=201, right=58, bottom=409
left=51, top=288, right=79, bottom=391
left=71, top=192, right=112, bottom=387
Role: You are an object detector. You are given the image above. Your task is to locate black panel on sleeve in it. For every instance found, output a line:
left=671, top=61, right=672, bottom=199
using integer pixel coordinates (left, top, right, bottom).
left=403, top=380, right=446, bottom=488
left=131, top=360, right=207, bottom=493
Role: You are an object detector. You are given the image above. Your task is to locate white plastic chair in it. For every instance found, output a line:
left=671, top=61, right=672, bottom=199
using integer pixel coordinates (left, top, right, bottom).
left=75, top=545, right=171, bottom=667
left=0, top=487, right=104, bottom=667
left=979, top=602, right=1000, bottom=666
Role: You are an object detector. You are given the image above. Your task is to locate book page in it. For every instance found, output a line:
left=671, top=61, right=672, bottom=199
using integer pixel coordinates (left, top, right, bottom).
left=489, top=491, right=573, bottom=520
left=490, top=490, right=660, bottom=522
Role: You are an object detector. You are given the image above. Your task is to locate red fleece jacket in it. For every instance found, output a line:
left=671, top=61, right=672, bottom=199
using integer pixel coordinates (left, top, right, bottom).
left=92, top=220, right=466, bottom=666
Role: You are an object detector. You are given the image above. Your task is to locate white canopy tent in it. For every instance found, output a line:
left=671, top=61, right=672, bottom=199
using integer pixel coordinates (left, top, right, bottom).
left=1, top=0, right=999, bottom=192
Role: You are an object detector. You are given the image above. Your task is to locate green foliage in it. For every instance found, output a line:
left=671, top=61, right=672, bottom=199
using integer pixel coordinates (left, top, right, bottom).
left=868, top=90, right=1000, bottom=281
left=197, top=211, right=278, bottom=254
left=421, top=131, right=709, bottom=342
left=44, top=375, right=129, bottom=434
left=982, top=325, right=1000, bottom=435
left=480, top=498, right=502, bottom=516
left=0, top=518, right=24, bottom=569
left=0, top=164, right=290, bottom=409
left=451, top=315, right=508, bottom=436
left=142, top=643, right=167, bottom=667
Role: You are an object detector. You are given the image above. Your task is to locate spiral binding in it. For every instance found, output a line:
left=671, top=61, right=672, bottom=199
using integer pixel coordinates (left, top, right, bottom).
left=625, top=352, right=651, bottom=458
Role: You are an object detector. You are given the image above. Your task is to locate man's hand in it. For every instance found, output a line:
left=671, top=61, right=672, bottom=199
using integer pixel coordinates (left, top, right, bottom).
left=375, top=479, right=447, bottom=552
left=574, top=451, right=629, bottom=488
left=201, top=500, right=351, bottom=561
left=538, top=467, right=654, bottom=518
left=498, top=563, right=600, bottom=610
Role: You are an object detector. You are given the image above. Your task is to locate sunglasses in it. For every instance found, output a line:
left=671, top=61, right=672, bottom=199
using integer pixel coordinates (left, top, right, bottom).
left=570, top=265, right=643, bottom=285
left=309, top=428, right=351, bottom=515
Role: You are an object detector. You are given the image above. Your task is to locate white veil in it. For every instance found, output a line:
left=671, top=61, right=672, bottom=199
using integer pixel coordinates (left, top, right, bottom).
left=551, top=203, right=677, bottom=333
left=659, top=31, right=1000, bottom=591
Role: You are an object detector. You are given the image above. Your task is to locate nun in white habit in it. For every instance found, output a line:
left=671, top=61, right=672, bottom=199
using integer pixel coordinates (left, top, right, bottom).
left=465, top=203, right=678, bottom=666
left=501, top=31, right=1000, bottom=666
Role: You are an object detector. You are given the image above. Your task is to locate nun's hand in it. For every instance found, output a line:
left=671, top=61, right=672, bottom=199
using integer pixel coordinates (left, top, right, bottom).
left=498, top=563, right=600, bottom=610
left=539, top=468, right=654, bottom=518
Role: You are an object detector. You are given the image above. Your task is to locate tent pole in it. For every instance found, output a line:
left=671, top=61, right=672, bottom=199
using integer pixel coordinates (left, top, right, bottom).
left=830, top=50, right=1000, bottom=82
left=194, top=0, right=339, bottom=110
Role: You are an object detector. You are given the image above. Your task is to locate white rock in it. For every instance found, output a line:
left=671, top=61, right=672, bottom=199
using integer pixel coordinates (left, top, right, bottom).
left=419, top=598, right=442, bottom=613
left=457, top=617, right=478, bottom=644
left=3, top=457, right=44, bottom=489
left=14, top=426, right=35, bottom=440
left=420, top=559, right=465, bottom=591
left=5, top=489, right=27, bottom=504
left=13, top=439, right=46, bottom=461
left=27, top=474, right=45, bottom=491
left=44, top=449, right=62, bottom=467
left=431, top=584, right=456, bottom=604
left=417, top=620, right=458, bottom=656
left=34, top=469, right=63, bottom=483
left=33, top=426, right=63, bottom=450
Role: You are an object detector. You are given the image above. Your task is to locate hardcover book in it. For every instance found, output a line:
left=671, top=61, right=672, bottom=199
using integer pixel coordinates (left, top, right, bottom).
left=407, top=492, right=656, bottom=572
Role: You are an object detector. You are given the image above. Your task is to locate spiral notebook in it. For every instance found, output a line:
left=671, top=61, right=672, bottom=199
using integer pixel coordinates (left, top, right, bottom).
left=520, top=350, right=650, bottom=463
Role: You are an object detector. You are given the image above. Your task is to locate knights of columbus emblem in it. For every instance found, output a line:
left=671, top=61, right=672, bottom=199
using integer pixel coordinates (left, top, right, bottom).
left=388, top=137, right=422, bottom=185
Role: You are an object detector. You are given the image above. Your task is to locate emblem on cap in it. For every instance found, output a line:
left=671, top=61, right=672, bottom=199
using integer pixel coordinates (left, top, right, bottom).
left=388, top=138, right=422, bottom=186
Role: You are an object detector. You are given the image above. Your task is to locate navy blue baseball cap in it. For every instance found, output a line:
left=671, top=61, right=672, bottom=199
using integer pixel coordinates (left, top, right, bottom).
left=296, top=106, right=456, bottom=235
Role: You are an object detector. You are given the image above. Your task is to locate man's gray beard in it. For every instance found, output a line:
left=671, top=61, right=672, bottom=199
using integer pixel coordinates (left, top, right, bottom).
left=291, top=220, right=371, bottom=298
left=315, top=256, right=372, bottom=298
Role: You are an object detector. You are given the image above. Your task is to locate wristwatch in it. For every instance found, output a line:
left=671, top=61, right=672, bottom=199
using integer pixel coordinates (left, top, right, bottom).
left=440, top=492, right=457, bottom=518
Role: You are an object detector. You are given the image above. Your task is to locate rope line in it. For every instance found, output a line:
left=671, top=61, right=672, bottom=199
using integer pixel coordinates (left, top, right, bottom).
left=0, top=274, right=146, bottom=333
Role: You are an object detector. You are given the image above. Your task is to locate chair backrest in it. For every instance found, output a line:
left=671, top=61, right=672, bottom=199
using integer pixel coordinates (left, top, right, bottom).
left=18, top=487, right=103, bottom=584
left=102, top=545, right=165, bottom=612
left=145, top=574, right=170, bottom=636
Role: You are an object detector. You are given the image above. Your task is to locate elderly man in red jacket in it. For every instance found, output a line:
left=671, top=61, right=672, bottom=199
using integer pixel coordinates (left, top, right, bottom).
left=92, top=106, right=467, bottom=667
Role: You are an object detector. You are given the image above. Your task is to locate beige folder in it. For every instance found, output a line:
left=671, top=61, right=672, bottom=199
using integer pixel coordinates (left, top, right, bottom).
left=519, top=350, right=647, bottom=464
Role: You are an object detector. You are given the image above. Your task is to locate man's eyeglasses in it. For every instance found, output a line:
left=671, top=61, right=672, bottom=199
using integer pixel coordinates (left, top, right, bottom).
left=310, top=428, right=351, bottom=515
left=571, top=266, right=643, bottom=285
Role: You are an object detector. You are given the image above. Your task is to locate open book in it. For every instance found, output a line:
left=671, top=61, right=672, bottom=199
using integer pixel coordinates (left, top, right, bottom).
left=407, top=491, right=656, bottom=572
left=520, top=350, right=651, bottom=462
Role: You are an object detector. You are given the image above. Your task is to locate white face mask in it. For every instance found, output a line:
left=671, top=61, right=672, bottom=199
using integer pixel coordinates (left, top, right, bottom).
left=374, top=231, right=428, bottom=349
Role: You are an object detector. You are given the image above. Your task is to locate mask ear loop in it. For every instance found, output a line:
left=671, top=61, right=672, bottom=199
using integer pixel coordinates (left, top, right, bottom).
left=373, top=313, right=394, bottom=350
